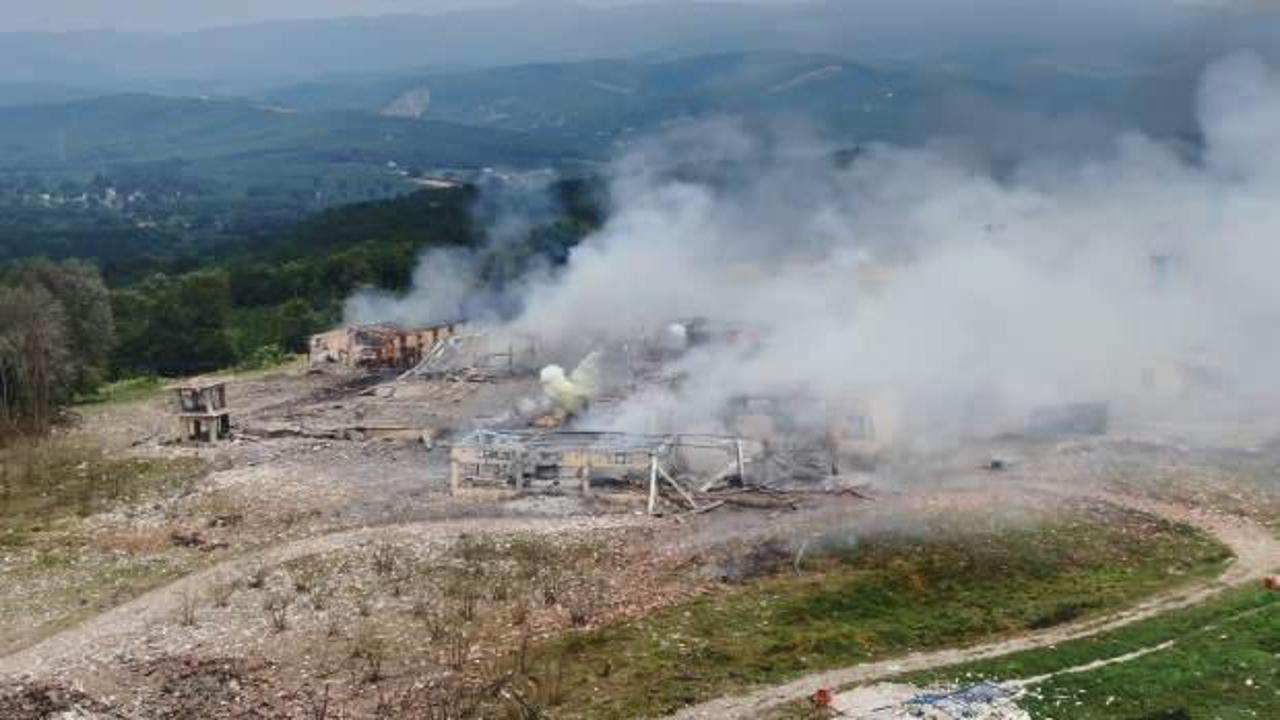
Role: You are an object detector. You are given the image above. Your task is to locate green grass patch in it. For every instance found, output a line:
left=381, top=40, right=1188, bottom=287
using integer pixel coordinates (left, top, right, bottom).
left=907, top=587, right=1280, bottom=719
left=0, top=439, right=210, bottom=653
left=0, top=438, right=207, bottom=535
left=539, top=507, right=1231, bottom=719
left=74, top=376, right=166, bottom=406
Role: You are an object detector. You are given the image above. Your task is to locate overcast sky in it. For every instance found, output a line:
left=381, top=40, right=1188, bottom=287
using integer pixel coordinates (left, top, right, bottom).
left=0, top=0, right=776, bottom=32
left=0, top=0, right=1259, bottom=33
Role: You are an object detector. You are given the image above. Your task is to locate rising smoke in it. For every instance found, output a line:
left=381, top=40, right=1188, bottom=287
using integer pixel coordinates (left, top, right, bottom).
left=357, top=53, right=1280, bottom=445
left=343, top=170, right=564, bottom=327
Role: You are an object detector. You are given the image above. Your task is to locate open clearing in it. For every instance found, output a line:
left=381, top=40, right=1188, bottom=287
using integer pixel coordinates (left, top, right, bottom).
left=0, top=364, right=1277, bottom=718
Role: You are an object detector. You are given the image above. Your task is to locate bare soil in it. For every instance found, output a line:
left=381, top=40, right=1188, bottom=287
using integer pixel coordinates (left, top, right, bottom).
left=4, top=365, right=1279, bottom=719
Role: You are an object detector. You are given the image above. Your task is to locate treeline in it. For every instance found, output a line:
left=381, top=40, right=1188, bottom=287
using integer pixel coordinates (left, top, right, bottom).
left=0, top=178, right=604, bottom=428
left=110, top=179, right=603, bottom=377
left=0, top=260, right=114, bottom=437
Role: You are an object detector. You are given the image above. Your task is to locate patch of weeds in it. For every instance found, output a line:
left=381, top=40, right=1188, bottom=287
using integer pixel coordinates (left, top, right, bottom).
left=445, top=629, right=473, bottom=671
left=75, top=376, right=165, bottom=406
left=209, top=578, right=237, bottom=609
left=370, top=541, right=399, bottom=577
left=537, top=508, right=1231, bottom=719
left=566, top=589, right=600, bottom=629
left=355, top=590, right=375, bottom=619
left=0, top=437, right=206, bottom=534
left=177, top=590, right=198, bottom=627
left=411, top=597, right=450, bottom=641
left=245, top=564, right=270, bottom=590
left=350, top=626, right=388, bottom=684
left=264, top=591, right=292, bottom=633
left=1027, top=600, right=1093, bottom=630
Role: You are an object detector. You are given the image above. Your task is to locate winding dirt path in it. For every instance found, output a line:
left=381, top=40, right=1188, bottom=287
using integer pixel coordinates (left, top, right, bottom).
left=666, top=495, right=1280, bottom=720
left=2, top=490, right=1274, bottom=715
left=0, top=514, right=653, bottom=681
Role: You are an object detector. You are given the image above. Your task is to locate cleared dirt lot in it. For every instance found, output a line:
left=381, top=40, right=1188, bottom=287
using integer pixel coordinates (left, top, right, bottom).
left=1, top=365, right=1277, bottom=718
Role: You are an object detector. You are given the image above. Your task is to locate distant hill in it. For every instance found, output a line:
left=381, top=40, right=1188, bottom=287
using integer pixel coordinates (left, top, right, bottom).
left=262, top=51, right=1199, bottom=150
left=265, top=52, right=917, bottom=137
left=0, top=50, right=1206, bottom=194
left=0, top=3, right=777, bottom=90
left=0, top=93, right=583, bottom=173
left=0, top=82, right=102, bottom=108
left=3, top=1, right=1278, bottom=95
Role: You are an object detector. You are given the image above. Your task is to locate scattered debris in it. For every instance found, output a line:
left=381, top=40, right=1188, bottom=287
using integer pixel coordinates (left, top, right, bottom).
left=813, top=687, right=833, bottom=707
left=401, top=331, right=540, bottom=379
left=833, top=681, right=1030, bottom=719
left=170, top=530, right=230, bottom=552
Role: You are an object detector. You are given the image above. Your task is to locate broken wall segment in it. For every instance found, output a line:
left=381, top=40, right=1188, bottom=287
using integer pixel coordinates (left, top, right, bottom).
left=309, top=322, right=466, bottom=371
left=170, top=381, right=231, bottom=443
left=722, top=391, right=900, bottom=475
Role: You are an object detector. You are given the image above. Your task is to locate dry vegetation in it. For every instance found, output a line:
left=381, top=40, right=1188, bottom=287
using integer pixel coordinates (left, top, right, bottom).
left=0, top=371, right=1267, bottom=720
left=17, top=525, right=705, bottom=718
left=0, top=495, right=1232, bottom=719
left=0, top=435, right=209, bottom=653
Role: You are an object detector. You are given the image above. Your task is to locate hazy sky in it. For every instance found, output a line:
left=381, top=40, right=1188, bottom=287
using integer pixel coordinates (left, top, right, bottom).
left=0, top=0, right=1261, bottom=33
left=0, top=0, right=788, bottom=32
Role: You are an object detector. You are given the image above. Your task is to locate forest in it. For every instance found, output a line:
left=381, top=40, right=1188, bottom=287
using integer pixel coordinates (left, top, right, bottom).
left=0, top=178, right=603, bottom=437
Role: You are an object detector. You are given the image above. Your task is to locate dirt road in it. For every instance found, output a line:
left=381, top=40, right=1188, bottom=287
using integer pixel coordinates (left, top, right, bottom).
left=0, top=514, right=654, bottom=682
left=2, top=482, right=1274, bottom=717
left=666, top=495, right=1280, bottom=720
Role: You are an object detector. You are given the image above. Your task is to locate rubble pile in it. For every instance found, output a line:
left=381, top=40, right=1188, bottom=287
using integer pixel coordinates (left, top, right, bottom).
left=833, top=682, right=1030, bottom=720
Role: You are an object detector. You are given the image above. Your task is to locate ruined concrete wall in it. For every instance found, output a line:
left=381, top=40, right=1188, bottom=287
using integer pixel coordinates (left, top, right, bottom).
left=310, top=322, right=466, bottom=370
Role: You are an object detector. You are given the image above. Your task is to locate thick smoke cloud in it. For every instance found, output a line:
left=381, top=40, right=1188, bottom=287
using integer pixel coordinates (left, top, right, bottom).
left=343, top=170, right=562, bottom=327
left=496, top=53, right=1280, bottom=443
left=347, top=53, right=1280, bottom=446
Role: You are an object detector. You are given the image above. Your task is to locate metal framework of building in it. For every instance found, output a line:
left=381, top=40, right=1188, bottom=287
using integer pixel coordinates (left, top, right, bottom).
left=449, top=430, right=754, bottom=513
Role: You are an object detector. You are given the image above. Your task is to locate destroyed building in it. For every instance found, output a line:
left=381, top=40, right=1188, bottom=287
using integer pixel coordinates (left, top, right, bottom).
left=721, top=391, right=897, bottom=476
left=309, top=322, right=465, bottom=370
left=171, top=381, right=231, bottom=443
left=450, top=430, right=754, bottom=509
left=402, top=332, right=542, bottom=380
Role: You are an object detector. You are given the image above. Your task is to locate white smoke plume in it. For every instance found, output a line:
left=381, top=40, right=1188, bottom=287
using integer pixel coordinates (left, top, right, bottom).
left=342, top=169, right=563, bottom=327
left=343, top=246, right=478, bottom=327
left=499, top=53, right=1280, bottom=445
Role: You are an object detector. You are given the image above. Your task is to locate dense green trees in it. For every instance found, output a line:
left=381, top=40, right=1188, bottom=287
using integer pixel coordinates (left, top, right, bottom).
left=112, top=272, right=237, bottom=377
left=4, top=178, right=606, bottom=398
left=18, top=260, right=115, bottom=390
left=0, top=260, right=113, bottom=436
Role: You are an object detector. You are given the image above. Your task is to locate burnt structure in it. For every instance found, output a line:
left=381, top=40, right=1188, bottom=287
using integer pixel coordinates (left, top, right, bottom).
left=449, top=430, right=753, bottom=511
left=722, top=393, right=883, bottom=476
left=171, top=381, right=231, bottom=443
left=309, top=322, right=465, bottom=371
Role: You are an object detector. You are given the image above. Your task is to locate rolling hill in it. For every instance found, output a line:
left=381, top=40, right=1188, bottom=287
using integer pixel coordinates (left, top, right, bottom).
left=0, top=93, right=583, bottom=173
left=261, top=50, right=1197, bottom=150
